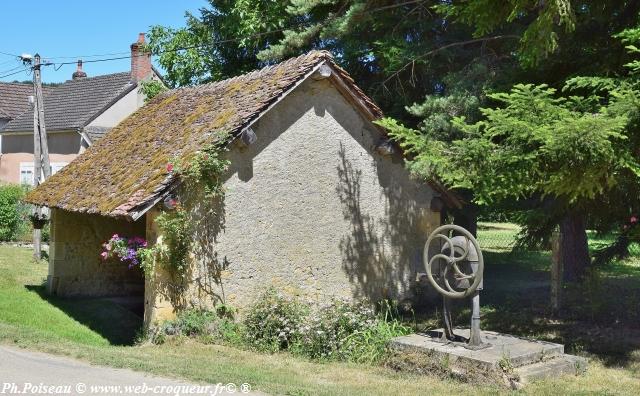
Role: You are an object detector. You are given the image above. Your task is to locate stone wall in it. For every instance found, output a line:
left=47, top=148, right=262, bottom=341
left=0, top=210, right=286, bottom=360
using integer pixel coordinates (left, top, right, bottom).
left=48, top=208, right=145, bottom=297
left=145, top=76, right=441, bottom=324
left=143, top=208, right=178, bottom=327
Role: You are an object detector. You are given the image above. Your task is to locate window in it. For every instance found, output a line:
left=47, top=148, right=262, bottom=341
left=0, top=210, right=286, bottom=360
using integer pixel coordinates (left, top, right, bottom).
left=19, top=162, right=68, bottom=185
left=19, top=162, right=34, bottom=185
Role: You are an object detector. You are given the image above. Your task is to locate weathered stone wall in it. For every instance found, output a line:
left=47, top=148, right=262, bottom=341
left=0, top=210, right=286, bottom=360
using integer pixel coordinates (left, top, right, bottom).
left=48, top=208, right=145, bottom=297
left=143, top=208, right=178, bottom=327
left=144, top=77, right=441, bottom=323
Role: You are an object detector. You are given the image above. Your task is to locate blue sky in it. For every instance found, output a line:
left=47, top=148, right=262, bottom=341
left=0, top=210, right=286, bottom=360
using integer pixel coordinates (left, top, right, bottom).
left=0, top=0, right=207, bottom=83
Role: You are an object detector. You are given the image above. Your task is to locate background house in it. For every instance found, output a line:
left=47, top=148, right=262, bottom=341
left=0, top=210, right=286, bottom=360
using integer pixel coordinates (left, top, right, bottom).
left=26, top=51, right=452, bottom=327
left=0, top=83, right=56, bottom=166
left=0, top=33, right=161, bottom=185
left=0, top=83, right=55, bottom=130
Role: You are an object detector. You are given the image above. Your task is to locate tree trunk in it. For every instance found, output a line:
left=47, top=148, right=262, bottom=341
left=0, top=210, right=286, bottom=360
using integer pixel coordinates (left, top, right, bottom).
left=560, top=212, right=590, bottom=282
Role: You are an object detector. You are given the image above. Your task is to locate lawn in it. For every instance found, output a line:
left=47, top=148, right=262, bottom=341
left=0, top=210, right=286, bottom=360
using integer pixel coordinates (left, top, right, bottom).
left=1, top=242, right=640, bottom=395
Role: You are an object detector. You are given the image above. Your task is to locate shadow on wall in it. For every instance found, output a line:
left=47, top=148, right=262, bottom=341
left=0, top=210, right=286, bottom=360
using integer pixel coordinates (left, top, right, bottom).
left=336, top=143, right=431, bottom=305
left=152, top=186, right=230, bottom=312
left=189, top=190, right=230, bottom=309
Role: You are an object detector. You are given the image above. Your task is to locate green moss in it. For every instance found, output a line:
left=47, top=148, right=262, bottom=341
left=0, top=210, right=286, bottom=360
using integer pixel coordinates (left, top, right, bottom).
left=25, top=52, right=328, bottom=217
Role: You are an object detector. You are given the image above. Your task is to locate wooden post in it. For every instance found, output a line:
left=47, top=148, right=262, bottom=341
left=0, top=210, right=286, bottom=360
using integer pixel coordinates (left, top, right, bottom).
left=551, top=230, right=563, bottom=313
left=34, top=54, right=51, bottom=180
left=31, top=54, right=51, bottom=260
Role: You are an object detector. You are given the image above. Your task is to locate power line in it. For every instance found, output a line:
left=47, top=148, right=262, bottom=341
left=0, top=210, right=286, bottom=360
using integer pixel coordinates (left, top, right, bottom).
left=45, top=50, right=132, bottom=61
left=0, top=68, right=27, bottom=79
left=36, top=0, right=428, bottom=65
left=0, top=64, right=25, bottom=75
left=51, top=55, right=132, bottom=67
left=0, top=58, right=20, bottom=67
left=0, top=51, right=20, bottom=58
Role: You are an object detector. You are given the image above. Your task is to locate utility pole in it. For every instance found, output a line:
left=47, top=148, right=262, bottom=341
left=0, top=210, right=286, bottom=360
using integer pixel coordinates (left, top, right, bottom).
left=31, top=53, right=51, bottom=260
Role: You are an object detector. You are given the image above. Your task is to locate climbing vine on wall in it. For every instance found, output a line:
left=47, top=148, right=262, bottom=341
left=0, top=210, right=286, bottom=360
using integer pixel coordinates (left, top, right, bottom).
left=138, top=136, right=230, bottom=278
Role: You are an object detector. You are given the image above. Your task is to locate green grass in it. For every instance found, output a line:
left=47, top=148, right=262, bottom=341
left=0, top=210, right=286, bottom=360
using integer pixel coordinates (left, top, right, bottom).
left=1, top=244, right=640, bottom=394
left=0, top=246, right=141, bottom=346
left=477, top=222, right=521, bottom=251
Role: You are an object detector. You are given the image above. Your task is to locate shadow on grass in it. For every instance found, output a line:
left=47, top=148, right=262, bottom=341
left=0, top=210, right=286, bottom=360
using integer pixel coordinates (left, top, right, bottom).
left=25, top=284, right=143, bottom=346
left=414, top=249, right=640, bottom=368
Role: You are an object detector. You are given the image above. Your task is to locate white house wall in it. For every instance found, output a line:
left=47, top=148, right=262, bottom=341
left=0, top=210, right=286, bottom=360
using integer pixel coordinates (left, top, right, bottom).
left=87, top=87, right=143, bottom=129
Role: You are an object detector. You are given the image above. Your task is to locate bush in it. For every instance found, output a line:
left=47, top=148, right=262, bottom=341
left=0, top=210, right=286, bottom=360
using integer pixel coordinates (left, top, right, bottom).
left=151, top=292, right=413, bottom=365
left=0, top=184, right=28, bottom=241
left=164, top=309, right=218, bottom=337
left=243, top=288, right=307, bottom=352
left=292, top=300, right=376, bottom=360
left=150, top=308, right=241, bottom=345
left=293, top=300, right=412, bottom=363
left=339, top=314, right=412, bottom=364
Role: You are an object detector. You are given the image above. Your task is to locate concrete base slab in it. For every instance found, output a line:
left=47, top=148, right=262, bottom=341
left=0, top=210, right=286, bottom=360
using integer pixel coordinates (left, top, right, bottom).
left=516, top=355, right=588, bottom=383
left=390, top=329, right=564, bottom=370
left=390, top=329, right=587, bottom=384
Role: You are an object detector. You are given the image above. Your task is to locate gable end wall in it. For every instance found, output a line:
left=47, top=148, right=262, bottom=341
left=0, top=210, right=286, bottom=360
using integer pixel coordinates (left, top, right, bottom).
left=148, top=77, right=441, bottom=321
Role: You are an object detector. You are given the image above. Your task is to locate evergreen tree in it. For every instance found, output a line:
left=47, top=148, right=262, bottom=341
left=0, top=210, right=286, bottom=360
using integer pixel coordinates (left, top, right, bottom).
left=379, top=26, right=640, bottom=281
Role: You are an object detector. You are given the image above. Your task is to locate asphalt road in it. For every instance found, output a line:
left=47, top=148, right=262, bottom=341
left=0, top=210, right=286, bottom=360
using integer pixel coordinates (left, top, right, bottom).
left=0, top=346, right=255, bottom=395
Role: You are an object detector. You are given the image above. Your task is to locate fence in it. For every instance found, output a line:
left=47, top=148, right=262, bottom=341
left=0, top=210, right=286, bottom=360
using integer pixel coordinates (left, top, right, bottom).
left=476, top=222, right=521, bottom=252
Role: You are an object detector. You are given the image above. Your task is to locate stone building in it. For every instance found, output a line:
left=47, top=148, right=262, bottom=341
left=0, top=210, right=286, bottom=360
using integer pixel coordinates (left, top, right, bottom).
left=25, top=51, right=457, bottom=327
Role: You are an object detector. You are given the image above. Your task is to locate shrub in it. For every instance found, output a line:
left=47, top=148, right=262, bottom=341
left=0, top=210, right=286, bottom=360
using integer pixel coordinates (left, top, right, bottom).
left=292, top=300, right=376, bottom=360
left=293, top=299, right=412, bottom=363
left=339, top=314, right=412, bottom=364
left=243, top=288, right=307, bottom=352
left=151, top=293, right=413, bottom=365
left=150, top=307, right=242, bottom=345
left=0, top=184, right=27, bottom=241
left=166, top=309, right=218, bottom=337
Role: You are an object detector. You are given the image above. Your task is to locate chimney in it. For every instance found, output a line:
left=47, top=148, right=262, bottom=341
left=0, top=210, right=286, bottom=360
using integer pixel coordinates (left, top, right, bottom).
left=72, top=59, right=87, bottom=80
left=130, top=33, right=152, bottom=82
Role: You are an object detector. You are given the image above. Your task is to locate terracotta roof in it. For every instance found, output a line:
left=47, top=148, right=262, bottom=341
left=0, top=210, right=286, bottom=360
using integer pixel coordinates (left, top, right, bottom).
left=0, top=82, right=54, bottom=122
left=25, top=51, right=383, bottom=219
left=2, top=73, right=135, bottom=132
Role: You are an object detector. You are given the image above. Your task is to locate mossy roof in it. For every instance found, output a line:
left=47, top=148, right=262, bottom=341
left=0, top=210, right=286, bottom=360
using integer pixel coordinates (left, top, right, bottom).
left=24, top=51, right=383, bottom=219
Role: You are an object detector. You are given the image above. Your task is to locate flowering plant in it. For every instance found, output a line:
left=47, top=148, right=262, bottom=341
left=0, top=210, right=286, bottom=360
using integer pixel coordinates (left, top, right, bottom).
left=101, top=234, right=148, bottom=269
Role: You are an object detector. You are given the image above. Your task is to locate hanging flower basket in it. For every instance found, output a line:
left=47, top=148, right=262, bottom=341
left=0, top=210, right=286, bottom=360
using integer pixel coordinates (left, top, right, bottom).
left=29, top=214, right=48, bottom=229
left=101, top=234, right=148, bottom=269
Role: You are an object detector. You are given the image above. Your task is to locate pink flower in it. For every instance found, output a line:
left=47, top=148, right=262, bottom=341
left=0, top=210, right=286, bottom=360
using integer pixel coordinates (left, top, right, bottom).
left=100, top=251, right=108, bottom=260
left=631, top=216, right=638, bottom=224
left=112, top=234, right=119, bottom=239
left=166, top=163, right=174, bottom=172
